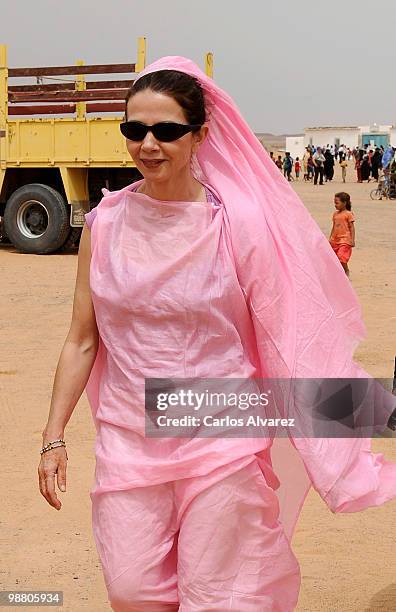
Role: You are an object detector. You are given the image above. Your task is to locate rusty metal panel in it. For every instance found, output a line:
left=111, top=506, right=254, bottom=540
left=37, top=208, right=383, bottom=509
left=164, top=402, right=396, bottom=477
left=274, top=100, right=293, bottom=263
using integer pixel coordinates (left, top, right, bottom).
left=9, top=89, right=128, bottom=103
left=9, top=63, right=136, bottom=77
left=86, top=102, right=124, bottom=113
left=8, top=104, right=76, bottom=115
left=9, top=79, right=134, bottom=93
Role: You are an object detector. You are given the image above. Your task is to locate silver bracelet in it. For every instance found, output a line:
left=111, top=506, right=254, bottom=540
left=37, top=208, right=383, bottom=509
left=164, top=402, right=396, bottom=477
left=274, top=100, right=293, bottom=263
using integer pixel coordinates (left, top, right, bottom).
left=40, top=438, right=66, bottom=455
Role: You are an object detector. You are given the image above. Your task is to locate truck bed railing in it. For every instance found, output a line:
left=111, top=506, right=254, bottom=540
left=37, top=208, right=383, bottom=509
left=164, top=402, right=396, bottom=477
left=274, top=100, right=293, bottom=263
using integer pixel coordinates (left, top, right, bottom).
left=4, top=38, right=147, bottom=116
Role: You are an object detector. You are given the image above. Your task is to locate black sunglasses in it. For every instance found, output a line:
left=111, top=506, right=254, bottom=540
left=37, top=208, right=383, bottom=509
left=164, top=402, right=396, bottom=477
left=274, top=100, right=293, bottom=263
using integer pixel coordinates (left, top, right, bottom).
left=120, top=121, right=203, bottom=142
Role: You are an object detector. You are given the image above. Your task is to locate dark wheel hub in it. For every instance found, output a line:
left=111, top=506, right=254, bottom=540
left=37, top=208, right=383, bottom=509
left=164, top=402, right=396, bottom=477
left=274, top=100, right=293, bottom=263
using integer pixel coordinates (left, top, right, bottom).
left=17, top=200, right=49, bottom=238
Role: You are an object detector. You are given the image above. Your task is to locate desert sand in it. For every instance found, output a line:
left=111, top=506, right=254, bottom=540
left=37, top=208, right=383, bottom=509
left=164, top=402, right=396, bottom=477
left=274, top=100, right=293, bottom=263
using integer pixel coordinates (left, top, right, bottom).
left=0, top=163, right=395, bottom=611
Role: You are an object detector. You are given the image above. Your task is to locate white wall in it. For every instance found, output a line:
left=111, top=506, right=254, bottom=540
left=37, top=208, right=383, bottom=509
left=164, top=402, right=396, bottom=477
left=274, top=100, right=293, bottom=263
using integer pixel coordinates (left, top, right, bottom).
left=304, top=125, right=393, bottom=149
left=390, top=129, right=396, bottom=147
left=304, top=129, right=360, bottom=149
left=285, top=136, right=305, bottom=161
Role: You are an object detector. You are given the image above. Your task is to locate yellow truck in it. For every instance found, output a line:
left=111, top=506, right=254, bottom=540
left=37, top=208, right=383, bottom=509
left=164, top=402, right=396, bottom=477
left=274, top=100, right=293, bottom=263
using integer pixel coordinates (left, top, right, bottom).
left=0, top=38, right=214, bottom=254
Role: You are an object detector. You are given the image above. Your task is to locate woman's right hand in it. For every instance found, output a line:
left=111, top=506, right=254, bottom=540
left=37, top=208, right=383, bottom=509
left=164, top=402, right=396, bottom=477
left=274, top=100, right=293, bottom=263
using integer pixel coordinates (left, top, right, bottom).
left=38, top=446, right=68, bottom=511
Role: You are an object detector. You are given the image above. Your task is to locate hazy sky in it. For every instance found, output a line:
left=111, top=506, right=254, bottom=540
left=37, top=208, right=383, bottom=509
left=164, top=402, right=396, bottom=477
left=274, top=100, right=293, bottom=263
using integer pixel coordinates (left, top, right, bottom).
left=1, top=0, right=395, bottom=133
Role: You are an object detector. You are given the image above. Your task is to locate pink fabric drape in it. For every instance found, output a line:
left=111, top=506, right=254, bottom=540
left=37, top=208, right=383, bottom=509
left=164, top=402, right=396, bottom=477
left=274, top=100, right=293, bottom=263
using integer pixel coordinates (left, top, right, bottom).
left=85, top=56, right=396, bottom=544
left=136, top=56, right=396, bottom=528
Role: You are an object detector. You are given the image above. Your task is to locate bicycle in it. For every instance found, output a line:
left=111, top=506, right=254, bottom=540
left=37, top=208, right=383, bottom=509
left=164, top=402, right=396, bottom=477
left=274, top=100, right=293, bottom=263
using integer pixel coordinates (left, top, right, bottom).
left=370, top=178, right=390, bottom=200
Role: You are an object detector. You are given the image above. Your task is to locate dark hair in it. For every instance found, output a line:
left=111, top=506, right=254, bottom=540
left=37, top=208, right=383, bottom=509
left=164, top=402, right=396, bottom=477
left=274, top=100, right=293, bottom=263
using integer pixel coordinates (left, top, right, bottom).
left=125, top=70, right=208, bottom=129
left=335, top=192, right=352, bottom=210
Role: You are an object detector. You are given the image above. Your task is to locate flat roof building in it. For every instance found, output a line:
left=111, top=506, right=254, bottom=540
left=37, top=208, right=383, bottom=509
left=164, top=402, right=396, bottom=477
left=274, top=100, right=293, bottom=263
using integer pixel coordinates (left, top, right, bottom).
left=286, top=124, right=395, bottom=160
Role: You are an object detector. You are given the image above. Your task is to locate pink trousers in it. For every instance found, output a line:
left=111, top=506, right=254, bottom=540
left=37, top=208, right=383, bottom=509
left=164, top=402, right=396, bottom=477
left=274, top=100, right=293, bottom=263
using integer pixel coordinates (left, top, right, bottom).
left=91, top=458, right=300, bottom=611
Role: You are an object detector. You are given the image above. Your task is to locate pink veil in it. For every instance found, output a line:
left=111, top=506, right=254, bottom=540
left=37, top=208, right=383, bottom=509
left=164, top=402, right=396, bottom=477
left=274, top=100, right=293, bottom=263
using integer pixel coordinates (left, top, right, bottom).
left=135, top=55, right=366, bottom=375
left=129, top=57, right=396, bottom=539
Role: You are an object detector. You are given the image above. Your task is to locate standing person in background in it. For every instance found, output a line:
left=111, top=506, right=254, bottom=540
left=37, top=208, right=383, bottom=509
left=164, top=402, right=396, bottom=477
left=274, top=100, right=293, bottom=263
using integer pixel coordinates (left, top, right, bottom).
left=355, top=153, right=362, bottom=183
left=283, top=152, right=293, bottom=181
left=307, top=153, right=315, bottom=181
left=371, top=148, right=382, bottom=182
left=313, top=146, right=325, bottom=185
left=275, top=154, right=283, bottom=170
left=329, top=192, right=355, bottom=277
left=340, top=158, right=348, bottom=183
left=361, top=154, right=371, bottom=182
left=338, top=144, right=345, bottom=162
left=324, top=148, right=334, bottom=182
left=294, top=157, right=301, bottom=180
left=381, top=145, right=395, bottom=187
left=302, top=148, right=310, bottom=180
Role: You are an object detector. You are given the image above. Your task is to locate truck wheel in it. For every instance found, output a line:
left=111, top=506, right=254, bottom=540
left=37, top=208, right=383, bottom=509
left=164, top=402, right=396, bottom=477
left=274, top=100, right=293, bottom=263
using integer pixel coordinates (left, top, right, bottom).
left=58, top=227, right=82, bottom=252
left=4, top=183, right=70, bottom=254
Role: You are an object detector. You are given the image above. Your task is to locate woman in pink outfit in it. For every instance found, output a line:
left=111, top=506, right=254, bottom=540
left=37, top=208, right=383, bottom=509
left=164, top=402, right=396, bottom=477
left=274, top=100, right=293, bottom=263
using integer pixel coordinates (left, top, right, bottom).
left=39, top=56, right=396, bottom=611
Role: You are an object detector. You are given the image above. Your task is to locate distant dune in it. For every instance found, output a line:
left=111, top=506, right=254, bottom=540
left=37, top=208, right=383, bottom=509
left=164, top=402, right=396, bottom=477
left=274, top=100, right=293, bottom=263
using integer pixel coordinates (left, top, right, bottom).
left=255, top=132, right=303, bottom=153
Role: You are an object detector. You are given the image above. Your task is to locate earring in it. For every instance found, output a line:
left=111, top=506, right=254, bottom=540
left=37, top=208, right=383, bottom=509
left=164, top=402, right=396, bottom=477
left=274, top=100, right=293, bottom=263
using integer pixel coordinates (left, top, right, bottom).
left=190, top=152, right=204, bottom=180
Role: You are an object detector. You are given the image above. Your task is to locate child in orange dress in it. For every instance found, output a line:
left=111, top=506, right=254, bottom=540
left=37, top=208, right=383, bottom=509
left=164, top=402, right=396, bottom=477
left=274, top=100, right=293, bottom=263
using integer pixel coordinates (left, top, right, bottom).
left=329, top=192, right=355, bottom=277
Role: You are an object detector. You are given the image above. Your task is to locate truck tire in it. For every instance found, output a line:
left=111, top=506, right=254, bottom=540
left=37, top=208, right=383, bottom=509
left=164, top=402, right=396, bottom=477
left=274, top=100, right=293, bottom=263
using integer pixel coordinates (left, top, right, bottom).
left=4, top=184, right=70, bottom=254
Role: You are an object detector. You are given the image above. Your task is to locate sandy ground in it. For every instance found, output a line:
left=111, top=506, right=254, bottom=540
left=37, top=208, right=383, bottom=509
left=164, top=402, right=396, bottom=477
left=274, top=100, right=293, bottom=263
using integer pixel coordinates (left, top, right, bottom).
left=0, top=163, right=395, bottom=611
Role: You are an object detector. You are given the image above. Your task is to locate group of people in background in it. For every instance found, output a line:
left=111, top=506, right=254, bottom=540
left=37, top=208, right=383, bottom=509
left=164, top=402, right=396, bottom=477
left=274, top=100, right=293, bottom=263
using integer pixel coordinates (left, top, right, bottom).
left=267, top=144, right=396, bottom=280
left=270, top=143, right=396, bottom=186
left=267, top=142, right=396, bottom=280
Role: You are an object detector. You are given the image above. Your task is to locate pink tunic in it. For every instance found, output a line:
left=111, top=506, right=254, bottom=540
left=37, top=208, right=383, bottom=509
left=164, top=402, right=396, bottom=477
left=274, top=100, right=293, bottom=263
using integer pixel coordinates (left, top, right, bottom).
left=85, top=179, right=396, bottom=546
left=85, top=182, right=279, bottom=500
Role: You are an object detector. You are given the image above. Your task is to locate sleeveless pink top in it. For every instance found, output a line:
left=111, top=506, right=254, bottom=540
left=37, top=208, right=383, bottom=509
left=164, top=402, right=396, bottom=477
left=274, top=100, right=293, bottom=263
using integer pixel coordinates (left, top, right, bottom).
left=84, top=182, right=276, bottom=497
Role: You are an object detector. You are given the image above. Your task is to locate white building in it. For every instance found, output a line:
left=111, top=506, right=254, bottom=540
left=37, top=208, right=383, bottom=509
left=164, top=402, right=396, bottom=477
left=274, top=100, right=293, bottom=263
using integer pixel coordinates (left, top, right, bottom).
left=286, top=124, right=394, bottom=160
left=285, top=136, right=305, bottom=161
left=305, top=126, right=361, bottom=150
